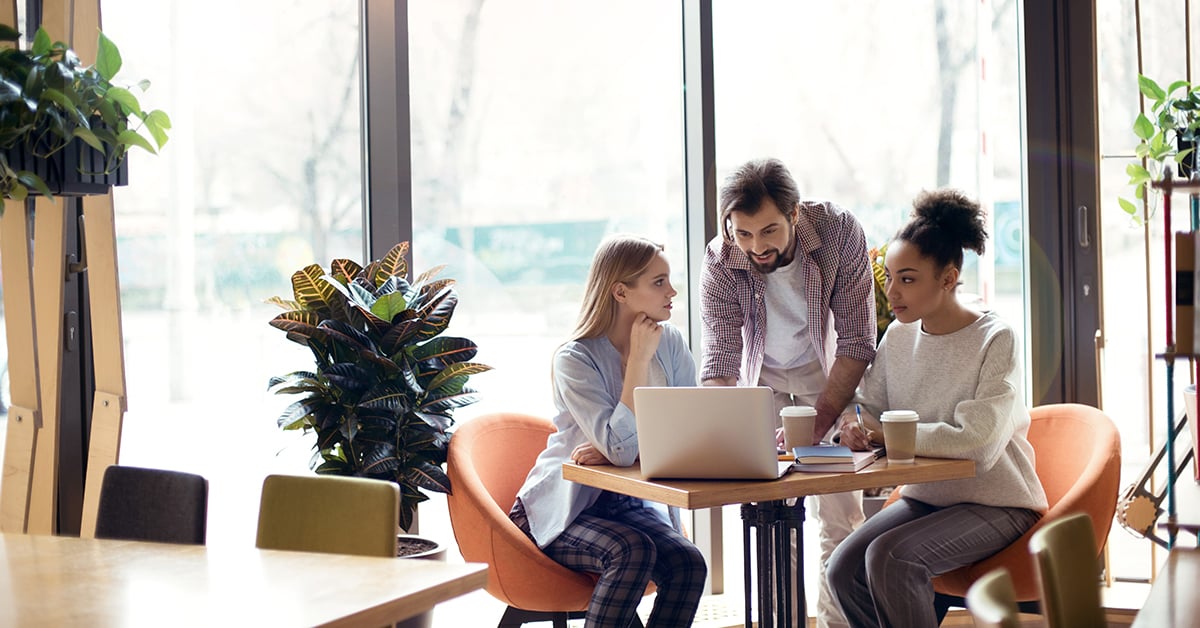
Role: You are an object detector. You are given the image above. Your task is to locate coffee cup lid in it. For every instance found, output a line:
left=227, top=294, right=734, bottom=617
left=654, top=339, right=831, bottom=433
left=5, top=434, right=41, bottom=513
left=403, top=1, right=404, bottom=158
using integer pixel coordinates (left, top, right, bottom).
left=880, top=410, right=920, bottom=422
left=780, top=405, right=817, bottom=417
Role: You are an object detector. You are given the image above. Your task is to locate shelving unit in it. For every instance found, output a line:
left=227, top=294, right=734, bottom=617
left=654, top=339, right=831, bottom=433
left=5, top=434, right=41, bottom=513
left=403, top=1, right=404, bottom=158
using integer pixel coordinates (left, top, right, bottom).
left=1150, top=174, right=1200, bottom=548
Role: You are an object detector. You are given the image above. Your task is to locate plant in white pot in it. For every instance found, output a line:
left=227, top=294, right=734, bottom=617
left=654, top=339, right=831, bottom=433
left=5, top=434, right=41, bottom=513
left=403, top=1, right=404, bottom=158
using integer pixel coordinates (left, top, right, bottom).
left=267, top=241, right=491, bottom=540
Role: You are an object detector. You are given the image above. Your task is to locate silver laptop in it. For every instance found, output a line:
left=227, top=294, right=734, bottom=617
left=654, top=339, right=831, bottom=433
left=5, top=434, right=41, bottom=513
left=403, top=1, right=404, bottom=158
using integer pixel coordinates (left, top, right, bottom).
left=633, top=386, right=790, bottom=480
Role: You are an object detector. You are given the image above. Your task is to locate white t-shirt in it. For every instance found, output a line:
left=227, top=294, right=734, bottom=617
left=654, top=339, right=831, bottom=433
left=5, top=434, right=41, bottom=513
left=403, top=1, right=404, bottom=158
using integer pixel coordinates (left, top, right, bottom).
left=763, top=258, right=818, bottom=370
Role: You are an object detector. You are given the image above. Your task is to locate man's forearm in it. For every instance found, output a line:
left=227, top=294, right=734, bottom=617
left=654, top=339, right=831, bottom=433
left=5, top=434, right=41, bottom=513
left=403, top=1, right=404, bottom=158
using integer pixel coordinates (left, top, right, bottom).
left=703, top=376, right=737, bottom=386
left=815, top=356, right=869, bottom=435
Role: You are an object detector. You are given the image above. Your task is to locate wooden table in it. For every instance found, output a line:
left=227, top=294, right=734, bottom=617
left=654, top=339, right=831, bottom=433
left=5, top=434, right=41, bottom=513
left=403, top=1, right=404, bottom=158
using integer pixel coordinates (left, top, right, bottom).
left=0, top=533, right=488, bottom=627
left=1131, top=547, right=1200, bottom=627
left=564, top=457, right=975, bottom=628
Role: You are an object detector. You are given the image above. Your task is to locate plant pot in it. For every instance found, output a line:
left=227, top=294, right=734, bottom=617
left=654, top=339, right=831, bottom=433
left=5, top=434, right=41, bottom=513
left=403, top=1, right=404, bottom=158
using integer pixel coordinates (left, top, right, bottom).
left=1, top=128, right=129, bottom=197
left=1179, top=136, right=1198, bottom=180
left=397, top=534, right=446, bottom=559
left=395, top=534, right=447, bottom=628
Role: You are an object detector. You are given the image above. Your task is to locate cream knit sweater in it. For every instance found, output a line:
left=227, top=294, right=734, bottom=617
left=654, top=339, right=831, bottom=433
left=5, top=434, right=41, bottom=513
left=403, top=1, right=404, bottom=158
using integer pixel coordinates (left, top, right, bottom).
left=857, top=311, right=1048, bottom=512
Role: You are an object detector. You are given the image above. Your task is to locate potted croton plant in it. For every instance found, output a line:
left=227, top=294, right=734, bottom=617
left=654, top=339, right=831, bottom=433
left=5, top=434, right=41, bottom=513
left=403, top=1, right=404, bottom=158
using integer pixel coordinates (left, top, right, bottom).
left=267, top=241, right=491, bottom=542
left=0, top=23, right=170, bottom=200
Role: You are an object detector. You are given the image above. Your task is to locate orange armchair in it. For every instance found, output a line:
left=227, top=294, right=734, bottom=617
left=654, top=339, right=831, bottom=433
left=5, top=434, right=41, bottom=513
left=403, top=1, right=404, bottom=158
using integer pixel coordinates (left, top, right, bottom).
left=446, top=412, right=648, bottom=628
left=883, top=403, right=1121, bottom=618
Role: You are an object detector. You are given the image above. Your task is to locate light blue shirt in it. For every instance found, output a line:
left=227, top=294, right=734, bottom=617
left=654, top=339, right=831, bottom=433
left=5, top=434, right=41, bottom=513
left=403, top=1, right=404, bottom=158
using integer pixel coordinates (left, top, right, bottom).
left=517, top=322, right=698, bottom=547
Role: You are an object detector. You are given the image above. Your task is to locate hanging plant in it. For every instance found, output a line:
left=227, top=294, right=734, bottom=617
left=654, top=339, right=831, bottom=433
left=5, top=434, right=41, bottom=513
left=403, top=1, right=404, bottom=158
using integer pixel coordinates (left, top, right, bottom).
left=0, top=23, right=170, bottom=200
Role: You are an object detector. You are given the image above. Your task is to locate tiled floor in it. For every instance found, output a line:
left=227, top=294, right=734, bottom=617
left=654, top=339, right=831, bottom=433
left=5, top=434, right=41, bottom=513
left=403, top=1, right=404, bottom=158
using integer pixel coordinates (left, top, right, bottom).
left=430, top=587, right=750, bottom=628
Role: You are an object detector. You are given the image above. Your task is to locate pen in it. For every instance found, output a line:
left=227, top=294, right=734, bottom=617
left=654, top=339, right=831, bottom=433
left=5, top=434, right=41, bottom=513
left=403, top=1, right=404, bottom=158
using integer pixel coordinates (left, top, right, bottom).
left=855, top=404, right=866, bottom=434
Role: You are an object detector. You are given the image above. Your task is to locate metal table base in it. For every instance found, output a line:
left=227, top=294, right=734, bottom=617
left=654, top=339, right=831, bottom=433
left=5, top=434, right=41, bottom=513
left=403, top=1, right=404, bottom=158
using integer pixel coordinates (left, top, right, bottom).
left=741, top=500, right=804, bottom=628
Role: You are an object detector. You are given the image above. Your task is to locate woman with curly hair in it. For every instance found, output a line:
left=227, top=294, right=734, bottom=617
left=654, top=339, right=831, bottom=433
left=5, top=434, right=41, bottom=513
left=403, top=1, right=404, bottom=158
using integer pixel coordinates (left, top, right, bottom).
left=826, top=189, right=1047, bottom=627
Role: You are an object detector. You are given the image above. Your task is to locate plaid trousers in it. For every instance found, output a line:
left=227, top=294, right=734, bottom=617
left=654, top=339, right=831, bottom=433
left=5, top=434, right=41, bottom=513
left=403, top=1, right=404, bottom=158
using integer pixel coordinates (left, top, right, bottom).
left=512, top=492, right=707, bottom=628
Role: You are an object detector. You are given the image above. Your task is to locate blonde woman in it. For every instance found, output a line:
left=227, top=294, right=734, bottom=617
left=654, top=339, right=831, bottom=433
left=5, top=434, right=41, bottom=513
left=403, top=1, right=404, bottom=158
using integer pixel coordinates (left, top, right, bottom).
left=510, top=234, right=706, bottom=628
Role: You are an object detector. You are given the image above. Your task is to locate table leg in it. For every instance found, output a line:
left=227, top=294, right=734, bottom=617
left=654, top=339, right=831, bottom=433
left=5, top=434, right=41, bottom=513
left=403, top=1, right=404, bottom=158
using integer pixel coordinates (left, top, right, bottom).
left=743, top=503, right=773, bottom=628
left=741, top=500, right=806, bottom=628
left=742, top=505, right=753, bottom=628
left=773, top=502, right=790, bottom=628
left=780, top=500, right=804, bottom=627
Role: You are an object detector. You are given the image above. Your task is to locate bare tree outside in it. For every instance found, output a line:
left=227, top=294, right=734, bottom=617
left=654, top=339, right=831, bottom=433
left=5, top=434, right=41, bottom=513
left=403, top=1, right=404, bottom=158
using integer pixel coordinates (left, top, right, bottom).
left=932, top=0, right=1016, bottom=188
left=411, top=0, right=488, bottom=232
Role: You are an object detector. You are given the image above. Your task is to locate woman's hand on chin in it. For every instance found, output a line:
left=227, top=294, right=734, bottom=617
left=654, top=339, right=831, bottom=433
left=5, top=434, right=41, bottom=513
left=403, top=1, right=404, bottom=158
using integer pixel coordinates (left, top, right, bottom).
left=628, top=313, right=664, bottom=366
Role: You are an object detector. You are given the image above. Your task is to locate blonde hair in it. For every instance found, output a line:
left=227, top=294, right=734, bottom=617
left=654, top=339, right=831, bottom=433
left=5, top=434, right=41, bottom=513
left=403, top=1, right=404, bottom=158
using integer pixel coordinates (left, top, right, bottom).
left=571, top=234, right=665, bottom=341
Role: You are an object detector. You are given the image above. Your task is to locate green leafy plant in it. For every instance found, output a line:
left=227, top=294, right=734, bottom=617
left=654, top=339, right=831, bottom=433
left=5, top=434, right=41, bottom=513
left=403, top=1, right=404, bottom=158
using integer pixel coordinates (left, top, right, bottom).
left=267, top=241, right=491, bottom=532
left=0, top=23, right=170, bottom=200
left=1119, top=74, right=1200, bottom=222
left=869, top=244, right=894, bottom=344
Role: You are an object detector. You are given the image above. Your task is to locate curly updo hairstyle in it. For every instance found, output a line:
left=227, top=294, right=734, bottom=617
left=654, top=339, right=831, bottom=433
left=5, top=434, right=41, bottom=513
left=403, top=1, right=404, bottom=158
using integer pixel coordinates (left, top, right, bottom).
left=895, top=188, right=988, bottom=274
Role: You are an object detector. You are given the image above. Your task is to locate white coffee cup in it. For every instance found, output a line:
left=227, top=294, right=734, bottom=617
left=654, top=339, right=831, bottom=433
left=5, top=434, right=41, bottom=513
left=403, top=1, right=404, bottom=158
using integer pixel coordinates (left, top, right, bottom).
left=781, top=405, right=818, bottom=450
left=880, top=410, right=920, bottom=464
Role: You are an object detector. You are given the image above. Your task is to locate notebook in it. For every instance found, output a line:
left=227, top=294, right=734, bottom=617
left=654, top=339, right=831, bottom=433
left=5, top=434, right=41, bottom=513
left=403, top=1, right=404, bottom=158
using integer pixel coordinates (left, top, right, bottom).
left=793, top=444, right=856, bottom=464
left=792, top=449, right=888, bottom=475
left=633, top=386, right=791, bottom=480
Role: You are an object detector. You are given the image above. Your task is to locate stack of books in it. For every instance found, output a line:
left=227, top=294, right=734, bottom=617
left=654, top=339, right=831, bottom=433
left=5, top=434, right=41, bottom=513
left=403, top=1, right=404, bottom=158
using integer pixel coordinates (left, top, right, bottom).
left=791, top=444, right=885, bottom=473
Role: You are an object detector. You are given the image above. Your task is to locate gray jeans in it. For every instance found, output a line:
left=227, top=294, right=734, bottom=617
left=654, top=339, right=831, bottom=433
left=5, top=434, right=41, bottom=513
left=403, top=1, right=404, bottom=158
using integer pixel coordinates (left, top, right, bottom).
left=826, top=497, right=1041, bottom=628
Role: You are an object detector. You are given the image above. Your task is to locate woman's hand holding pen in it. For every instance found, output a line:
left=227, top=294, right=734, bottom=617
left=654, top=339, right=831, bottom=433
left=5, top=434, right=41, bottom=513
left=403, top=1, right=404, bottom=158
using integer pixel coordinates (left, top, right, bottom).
left=839, top=421, right=873, bottom=450
left=839, top=406, right=883, bottom=451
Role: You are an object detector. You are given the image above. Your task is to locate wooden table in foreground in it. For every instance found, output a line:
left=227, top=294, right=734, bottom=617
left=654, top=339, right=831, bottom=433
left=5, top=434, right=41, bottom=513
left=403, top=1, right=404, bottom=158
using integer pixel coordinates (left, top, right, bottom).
left=0, top=533, right=488, bottom=627
left=564, top=457, right=975, bottom=628
left=1131, top=547, right=1200, bottom=627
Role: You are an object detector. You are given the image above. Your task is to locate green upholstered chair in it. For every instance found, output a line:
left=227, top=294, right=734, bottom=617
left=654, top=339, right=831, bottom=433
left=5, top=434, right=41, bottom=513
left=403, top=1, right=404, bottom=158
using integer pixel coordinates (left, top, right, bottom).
left=966, top=568, right=1020, bottom=628
left=1029, top=512, right=1107, bottom=628
left=255, top=474, right=399, bottom=558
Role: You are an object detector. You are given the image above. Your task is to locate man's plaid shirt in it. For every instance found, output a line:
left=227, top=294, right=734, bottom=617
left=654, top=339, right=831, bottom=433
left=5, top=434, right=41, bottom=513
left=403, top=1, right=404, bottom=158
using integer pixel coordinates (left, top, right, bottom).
left=699, top=199, right=877, bottom=385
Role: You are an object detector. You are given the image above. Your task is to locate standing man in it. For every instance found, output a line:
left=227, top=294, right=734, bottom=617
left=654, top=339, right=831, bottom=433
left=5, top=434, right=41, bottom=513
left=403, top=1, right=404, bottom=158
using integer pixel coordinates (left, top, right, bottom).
left=700, top=158, right=876, bottom=628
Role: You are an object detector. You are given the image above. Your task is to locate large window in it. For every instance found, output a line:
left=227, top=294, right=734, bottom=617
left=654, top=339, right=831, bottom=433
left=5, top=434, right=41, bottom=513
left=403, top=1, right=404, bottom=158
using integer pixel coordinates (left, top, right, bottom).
left=408, top=0, right=688, bottom=422
left=101, top=0, right=365, bottom=547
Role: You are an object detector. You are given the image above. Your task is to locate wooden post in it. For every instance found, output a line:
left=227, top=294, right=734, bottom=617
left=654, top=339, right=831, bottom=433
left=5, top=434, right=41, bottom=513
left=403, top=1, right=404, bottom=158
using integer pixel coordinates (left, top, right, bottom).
left=25, top=196, right=67, bottom=535
left=0, top=200, right=42, bottom=533
left=79, top=193, right=127, bottom=538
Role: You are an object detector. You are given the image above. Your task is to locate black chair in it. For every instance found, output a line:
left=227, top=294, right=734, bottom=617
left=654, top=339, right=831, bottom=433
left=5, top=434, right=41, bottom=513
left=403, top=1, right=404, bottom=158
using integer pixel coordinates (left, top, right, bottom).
left=94, top=465, right=209, bottom=544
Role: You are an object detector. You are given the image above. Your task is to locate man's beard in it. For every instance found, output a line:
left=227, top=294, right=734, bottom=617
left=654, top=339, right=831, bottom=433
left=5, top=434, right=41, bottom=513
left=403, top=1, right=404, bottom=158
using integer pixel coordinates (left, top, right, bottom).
left=747, top=248, right=792, bottom=273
